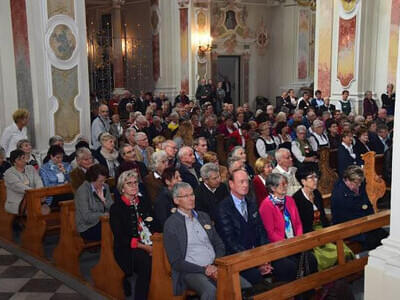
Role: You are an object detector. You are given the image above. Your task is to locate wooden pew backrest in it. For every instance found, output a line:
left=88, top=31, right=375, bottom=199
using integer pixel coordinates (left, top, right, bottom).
left=21, top=184, right=73, bottom=257
left=53, top=200, right=100, bottom=278
left=91, top=215, right=124, bottom=300
left=215, top=210, right=390, bottom=300
left=0, top=180, right=15, bottom=241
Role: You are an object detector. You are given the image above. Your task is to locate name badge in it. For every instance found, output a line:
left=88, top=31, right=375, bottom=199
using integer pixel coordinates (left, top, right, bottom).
left=362, top=204, right=368, bottom=210
left=56, top=172, right=65, bottom=183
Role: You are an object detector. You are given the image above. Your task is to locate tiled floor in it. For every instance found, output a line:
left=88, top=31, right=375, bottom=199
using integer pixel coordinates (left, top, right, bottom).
left=0, top=248, right=87, bottom=300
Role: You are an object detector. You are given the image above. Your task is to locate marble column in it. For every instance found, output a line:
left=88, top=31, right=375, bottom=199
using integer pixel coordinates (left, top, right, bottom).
left=24, top=0, right=91, bottom=155
left=364, top=25, right=400, bottom=299
left=112, top=0, right=125, bottom=94
left=152, top=0, right=180, bottom=99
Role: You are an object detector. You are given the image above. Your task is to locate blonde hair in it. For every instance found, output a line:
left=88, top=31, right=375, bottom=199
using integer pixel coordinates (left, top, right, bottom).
left=12, top=109, right=29, bottom=123
left=117, top=170, right=139, bottom=194
left=203, top=151, right=218, bottom=163
left=99, top=132, right=115, bottom=145
left=153, top=135, right=166, bottom=149
left=254, top=156, right=273, bottom=174
left=175, top=120, right=194, bottom=146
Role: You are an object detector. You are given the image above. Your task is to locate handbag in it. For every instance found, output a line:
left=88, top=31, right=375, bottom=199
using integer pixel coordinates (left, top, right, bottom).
left=312, top=225, right=354, bottom=271
left=296, top=251, right=311, bottom=279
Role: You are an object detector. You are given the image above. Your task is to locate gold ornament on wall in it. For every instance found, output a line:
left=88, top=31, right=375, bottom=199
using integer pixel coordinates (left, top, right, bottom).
left=296, top=0, right=316, bottom=11
left=340, top=0, right=357, bottom=13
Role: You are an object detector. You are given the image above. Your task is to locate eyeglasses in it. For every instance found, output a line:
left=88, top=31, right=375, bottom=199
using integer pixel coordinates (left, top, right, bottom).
left=176, top=193, right=195, bottom=198
left=124, top=150, right=134, bottom=155
left=125, top=181, right=138, bottom=187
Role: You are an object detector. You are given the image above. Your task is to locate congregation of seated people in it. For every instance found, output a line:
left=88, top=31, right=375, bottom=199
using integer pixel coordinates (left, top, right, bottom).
left=0, top=84, right=394, bottom=299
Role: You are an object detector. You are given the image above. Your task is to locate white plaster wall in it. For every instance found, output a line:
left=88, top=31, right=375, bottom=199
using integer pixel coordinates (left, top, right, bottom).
left=154, top=0, right=181, bottom=99
left=0, top=1, right=18, bottom=134
left=246, top=5, right=270, bottom=109
left=26, top=0, right=91, bottom=155
left=266, top=3, right=299, bottom=101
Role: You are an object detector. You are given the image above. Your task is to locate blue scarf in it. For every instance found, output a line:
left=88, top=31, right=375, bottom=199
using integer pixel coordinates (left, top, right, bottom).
left=269, top=194, right=294, bottom=239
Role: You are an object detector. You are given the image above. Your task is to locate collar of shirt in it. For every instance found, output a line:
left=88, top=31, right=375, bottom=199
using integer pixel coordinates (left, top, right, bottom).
left=154, top=172, right=161, bottom=179
left=276, top=164, right=291, bottom=176
left=177, top=208, right=198, bottom=219
left=341, top=142, right=353, bottom=153
left=231, top=192, right=246, bottom=214
left=258, top=175, right=266, bottom=186
left=204, top=182, right=217, bottom=193
left=195, top=152, right=204, bottom=165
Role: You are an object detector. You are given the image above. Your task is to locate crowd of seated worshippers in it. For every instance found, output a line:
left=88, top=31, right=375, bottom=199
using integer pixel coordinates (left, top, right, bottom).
left=0, top=85, right=394, bottom=299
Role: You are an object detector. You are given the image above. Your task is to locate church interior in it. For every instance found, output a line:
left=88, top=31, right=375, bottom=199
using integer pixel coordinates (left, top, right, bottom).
left=0, top=0, right=399, bottom=299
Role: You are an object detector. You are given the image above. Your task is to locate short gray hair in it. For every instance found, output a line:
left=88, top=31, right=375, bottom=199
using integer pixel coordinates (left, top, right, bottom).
left=193, top=136, right=207, bottom=147
left=162, top=140, right=176, bottom=150
left=172, top=182, right=193, bottom=199
left=265, top=173, right=288, bottom=193
left=76, top=147, right=92, bottom=160
left=312, top=119, right=324, bottom=128
left=117, top=170, right=139, bottom=194
left=125, top=127, right=136, bottom=138
left=16, top=139, right=30, bottom=150
left=134, top=132, right=147, bottom=143
left=229, top=146, right=245, bottom=159
left=275, top=148, right=290, bottom=162
left=49, top=135, right=64, bottom=146
left=177, top=146, right=192, bottom=160
left=227, top=156, right=244, bottom=173
left=151, top=150, right=167, bottom=172
left=200, top=163, right=219, bottom=180
left=296, top=125, right=307, bottom=133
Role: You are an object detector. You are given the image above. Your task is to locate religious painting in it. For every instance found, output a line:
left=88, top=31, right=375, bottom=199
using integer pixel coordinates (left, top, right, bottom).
left=49, top=24, right=76, bottom=60
left=317, top=0, right=333, bottom=96
left=297, top=9, right=310, bottom=80
left=197, top=11, right=206, bottom=31
left=225, top=10, right=237, bottom=31
left=341, top=0, right=357, bottom=13
left=388, top=0, right=400, bottom=85
left=337, top=16, right=356, bottom=87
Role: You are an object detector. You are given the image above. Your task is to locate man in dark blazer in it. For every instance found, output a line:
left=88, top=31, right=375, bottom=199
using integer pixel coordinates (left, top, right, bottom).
left=369, top=124, right=391, bottom=155
left=177, top=146, right=199, bottom=190
left=193, top=137, right=208, bottom=175
left=215, top=169, right=296, bottom=285
left=195, top=163, right=229, bottom=222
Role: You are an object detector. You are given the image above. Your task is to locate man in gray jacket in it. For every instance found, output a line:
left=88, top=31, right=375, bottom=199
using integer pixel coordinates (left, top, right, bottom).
left=163, top=182, right=249, bottom=300
left=91, top=104, right=110, bottom=149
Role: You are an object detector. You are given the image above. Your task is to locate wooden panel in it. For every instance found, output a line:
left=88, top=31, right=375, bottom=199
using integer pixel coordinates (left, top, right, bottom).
left=21, top=184, right=73, bottom=257
left=0, top=180, right=15, bottom=241
left=91, top=215, right=125, bottom=300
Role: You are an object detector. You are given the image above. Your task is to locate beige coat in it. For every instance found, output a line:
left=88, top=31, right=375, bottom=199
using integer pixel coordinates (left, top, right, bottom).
left=4, top=165, right=43, bottom=214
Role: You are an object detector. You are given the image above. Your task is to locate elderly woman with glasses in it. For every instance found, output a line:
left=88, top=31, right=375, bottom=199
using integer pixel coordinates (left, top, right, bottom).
left=16, top=139, right=39, bottom=170
left=259, top=173, right=303, bottom=243
left=291, top=125, right=318, bottom=170
left=331, top=165, right=388, bottom=251
left=144, top=150, right=169, bottom=204
left=110, top=170, right=154, bottom=299
left=255, top=122, right=279, bottom=158
left=308, top=119, right=329, bottom=152
left=292, top=166, right=329, bottom=234
left=74, top=164, right=113, bottom=241
left=4, top=149, right=43, bottom=215
left=93, top=132, right=120, bottom=178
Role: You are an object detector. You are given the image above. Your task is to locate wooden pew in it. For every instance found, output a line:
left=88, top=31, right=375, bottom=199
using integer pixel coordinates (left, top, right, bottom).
left=329, top=149, right=338, bottom=171
left=318, top=148, right=338, bottom=196
left=374, top=153, right=384, bottom=177
left=215, top=210, right=390, bottom=300
left=53, top=200, right=100, bottom=278
left=21, top=184, right=73, bottom=257
left=0, top=180, right=15, bottom=241
left=91, top=215, right=125, bottom=300
left=362, top=152, right=386, bottom=213
left=148, top=233, right=195, bottom=300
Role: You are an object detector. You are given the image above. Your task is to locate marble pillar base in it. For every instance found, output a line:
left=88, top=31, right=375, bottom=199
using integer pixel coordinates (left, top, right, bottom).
left=365, top=237, right=400, bottom=300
